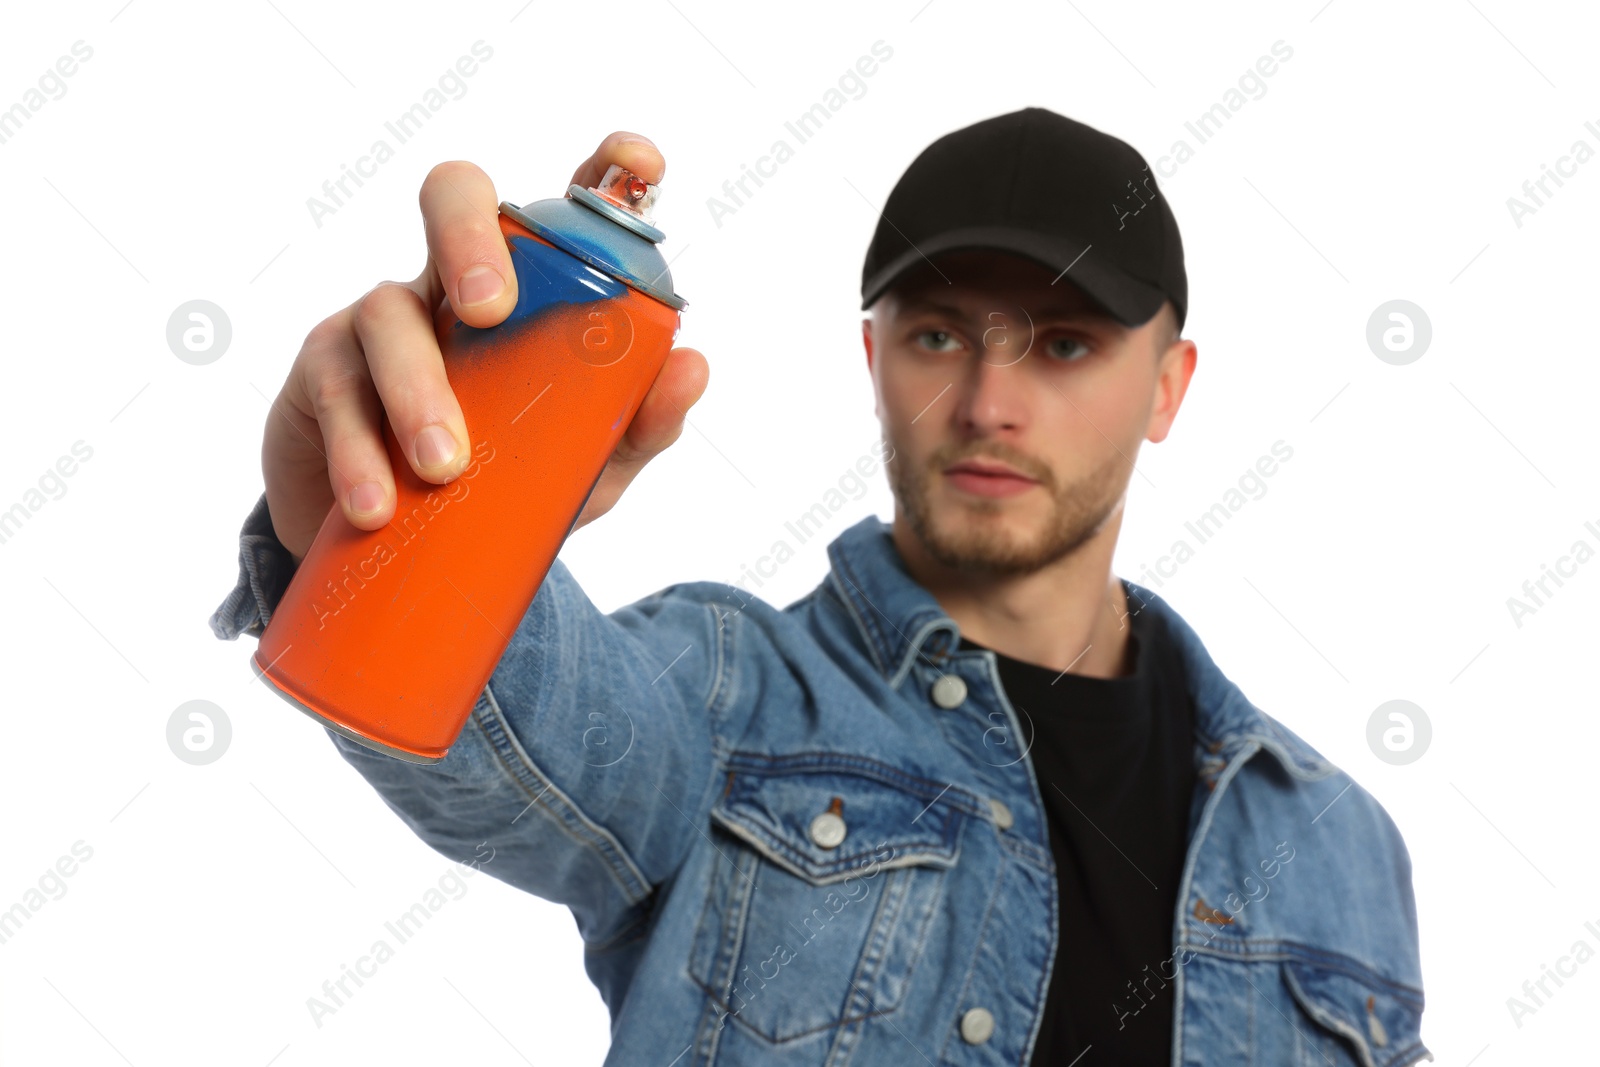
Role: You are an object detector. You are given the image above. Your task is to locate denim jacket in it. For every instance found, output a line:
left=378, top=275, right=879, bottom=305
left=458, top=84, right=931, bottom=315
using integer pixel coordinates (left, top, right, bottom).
left=213, top=492, right=1432, bottom=1067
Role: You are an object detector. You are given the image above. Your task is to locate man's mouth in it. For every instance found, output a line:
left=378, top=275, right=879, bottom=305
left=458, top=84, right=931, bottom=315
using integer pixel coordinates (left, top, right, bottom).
left=943, top=459, right=1038, bottom=498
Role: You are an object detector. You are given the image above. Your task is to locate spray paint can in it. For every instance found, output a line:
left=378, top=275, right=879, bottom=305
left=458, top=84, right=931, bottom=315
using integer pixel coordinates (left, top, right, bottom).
left=251, top=164, right=687, bottom=764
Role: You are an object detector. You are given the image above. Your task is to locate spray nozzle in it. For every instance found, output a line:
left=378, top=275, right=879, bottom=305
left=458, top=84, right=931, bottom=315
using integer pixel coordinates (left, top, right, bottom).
left=589, top=164, right=659, bottom=225
left=567, top=163, right=667, bottom=243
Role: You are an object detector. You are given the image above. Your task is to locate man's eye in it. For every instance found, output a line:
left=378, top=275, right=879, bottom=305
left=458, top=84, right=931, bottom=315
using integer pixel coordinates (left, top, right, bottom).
left=1045, top=337, right=1091, bottom=361
left=916, top=330, right=964, bottom=352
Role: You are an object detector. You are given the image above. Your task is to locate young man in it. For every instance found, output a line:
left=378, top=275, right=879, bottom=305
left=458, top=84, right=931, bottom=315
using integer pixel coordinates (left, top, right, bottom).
left=212, top=108, right=1431, bottom=1065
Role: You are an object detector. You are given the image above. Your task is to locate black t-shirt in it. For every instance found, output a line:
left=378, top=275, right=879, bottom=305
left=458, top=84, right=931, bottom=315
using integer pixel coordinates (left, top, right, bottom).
left=957, top=580, right=1196, bottom=1065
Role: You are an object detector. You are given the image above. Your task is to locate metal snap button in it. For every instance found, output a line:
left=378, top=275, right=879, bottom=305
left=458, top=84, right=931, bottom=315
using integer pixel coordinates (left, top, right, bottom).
left=930, top=673, right=968, bottom=709
left=809, top=812, right=846, bottom=849
left=987, top=798, right=1014, bottom=831
left=809, top=796, right=847, bottom=849
left=959, top=1006, right=995, bottom=1044
left=1366, top=995, right=1388, bottom=1047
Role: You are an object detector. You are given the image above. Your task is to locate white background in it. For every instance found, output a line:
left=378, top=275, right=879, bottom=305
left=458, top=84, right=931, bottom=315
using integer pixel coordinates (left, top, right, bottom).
left=2, top=0, right=1596, bottom=1063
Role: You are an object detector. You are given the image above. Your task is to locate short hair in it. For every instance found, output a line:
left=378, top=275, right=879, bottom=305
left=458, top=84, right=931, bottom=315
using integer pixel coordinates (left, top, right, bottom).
left=1153, top=301, right=1180, bottom=351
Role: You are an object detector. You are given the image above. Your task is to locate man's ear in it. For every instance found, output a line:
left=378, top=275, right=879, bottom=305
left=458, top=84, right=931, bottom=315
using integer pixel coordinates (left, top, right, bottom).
left=861, top=317, right=875, bottom=372
left=1146, top=338, right=1197, bottom=445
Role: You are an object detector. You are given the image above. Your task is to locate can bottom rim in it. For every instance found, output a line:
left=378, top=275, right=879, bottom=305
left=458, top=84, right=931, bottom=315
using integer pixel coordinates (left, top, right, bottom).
left=250, top=653, right=446, bottom=766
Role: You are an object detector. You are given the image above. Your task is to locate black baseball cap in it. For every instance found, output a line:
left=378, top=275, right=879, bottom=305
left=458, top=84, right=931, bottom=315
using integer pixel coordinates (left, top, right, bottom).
left=860, top=107, right=1187, bottom=331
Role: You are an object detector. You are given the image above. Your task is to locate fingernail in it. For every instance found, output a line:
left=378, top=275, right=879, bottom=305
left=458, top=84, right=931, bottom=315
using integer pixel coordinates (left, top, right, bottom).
left=618, top=134, right=657, bottom=148
left=348, top=481, right=385, bottom=516
left=414, top=424, right=459, bottom=469
left=458, top=264, right=505, bottom=307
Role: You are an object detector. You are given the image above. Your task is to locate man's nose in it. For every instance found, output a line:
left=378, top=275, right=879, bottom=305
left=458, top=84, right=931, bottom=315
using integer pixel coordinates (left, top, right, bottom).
left=958, top=333, right=1029, bottom=432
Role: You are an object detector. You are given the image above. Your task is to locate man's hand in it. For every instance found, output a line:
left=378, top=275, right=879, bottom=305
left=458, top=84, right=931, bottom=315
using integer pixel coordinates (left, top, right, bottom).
left=261, top=132, right=709, bottom=563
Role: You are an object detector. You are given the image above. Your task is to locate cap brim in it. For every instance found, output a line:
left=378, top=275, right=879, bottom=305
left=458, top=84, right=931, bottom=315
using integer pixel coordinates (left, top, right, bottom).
left=860, top=225, right=1168, bottom=327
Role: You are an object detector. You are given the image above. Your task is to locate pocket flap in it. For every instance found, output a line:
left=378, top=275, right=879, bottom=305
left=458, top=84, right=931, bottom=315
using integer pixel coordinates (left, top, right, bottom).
left=1281, top=951, right=1432, bottom=1067
left=710, top=758, right=968, bottom=885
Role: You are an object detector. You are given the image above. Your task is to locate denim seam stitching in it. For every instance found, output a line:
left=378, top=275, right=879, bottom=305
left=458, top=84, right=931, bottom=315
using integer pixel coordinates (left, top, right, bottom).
left=475, top=681, right=651, bottom=906
left=1279, top=944, right=1426, bottom=1006
left=719, top=751, right=989, bottom=819
left=935, top=852, right=1007, bottom=1063
left=824, top=861, right=915, bottom=1063
left=708, top=807, right=957, bottom=886
left=704, top=601, right=730, bottom=721
left=888, top=614, right=954, bottom=691
left=1380, top=1043, right=1434, bottom=1067
left=1169, top=734, right=1260, bottom=1067
left=825, top=560, right=890, bottom=677
left=1178, top=941, right=1425, bottom=1007
left=1282, top=962, right=1377, bottom=1067
left=705, top=599, right=744, bottom=761
left=689, top=833, right=756, bottom=1062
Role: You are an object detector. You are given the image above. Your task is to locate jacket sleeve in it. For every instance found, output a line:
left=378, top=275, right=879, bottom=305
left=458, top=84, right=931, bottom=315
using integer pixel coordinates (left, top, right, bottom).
left=208, top=491, right=298, bottom=641
left=210, top=491, right=730, bottom=949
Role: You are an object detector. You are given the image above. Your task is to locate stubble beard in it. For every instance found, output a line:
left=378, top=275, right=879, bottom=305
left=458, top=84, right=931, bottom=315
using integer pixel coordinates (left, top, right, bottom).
left=886, top=432, right=1126, bottom=578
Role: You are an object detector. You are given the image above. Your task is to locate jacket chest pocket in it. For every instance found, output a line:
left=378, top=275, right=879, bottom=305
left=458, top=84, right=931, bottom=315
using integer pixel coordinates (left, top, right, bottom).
left=1281, top=952, right=1430, bottom=1067
left=688, top=759, right=970, bottom=1048
left=1181, top=949, right=1430, bottom=1067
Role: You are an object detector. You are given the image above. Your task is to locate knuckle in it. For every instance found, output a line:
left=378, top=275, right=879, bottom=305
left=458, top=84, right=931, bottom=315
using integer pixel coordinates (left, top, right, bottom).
left=308, top=364, right=366, bottom=416
left=320, top=421, right=378, bottom=467
left=300, top=313, right=347, bottom=355
left=352, top=282, right=422, bottom=335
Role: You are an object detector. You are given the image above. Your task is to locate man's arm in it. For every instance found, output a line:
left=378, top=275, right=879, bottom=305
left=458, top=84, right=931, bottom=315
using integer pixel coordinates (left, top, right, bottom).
left=211, top=135, right=717, bottom=951
left=211, top=489, right=727, bottom=949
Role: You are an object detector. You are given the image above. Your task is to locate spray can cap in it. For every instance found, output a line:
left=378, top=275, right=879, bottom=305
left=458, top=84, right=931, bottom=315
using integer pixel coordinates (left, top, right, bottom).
left=569, top=164, right=666, bottom=244
left=591, top=164, right=660, bottom=223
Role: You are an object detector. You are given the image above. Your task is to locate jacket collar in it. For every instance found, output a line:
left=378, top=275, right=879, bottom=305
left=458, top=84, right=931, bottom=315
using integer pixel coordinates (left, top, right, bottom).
left=825, top=514, right=1333, bottom=781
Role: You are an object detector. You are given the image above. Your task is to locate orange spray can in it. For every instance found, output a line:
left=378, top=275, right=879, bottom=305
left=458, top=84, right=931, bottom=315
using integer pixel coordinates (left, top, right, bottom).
left=251, top=165, right=687, bottom=764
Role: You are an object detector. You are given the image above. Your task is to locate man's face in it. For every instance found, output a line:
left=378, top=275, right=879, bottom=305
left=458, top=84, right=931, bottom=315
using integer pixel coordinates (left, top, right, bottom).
left=863, top=248, right=1191, bottom=577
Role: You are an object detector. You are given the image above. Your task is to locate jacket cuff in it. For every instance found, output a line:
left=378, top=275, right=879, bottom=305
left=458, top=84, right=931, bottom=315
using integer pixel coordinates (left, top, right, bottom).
left=209, top=491, right=298, bottom=641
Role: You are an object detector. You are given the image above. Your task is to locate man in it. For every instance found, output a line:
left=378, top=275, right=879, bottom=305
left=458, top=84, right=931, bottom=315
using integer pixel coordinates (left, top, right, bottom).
left=212, top=108, right=1432, bottom=1065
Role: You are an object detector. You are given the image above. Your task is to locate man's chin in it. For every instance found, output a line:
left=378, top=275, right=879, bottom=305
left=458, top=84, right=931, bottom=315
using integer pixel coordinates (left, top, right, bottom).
left=916, top=504, right=1054, bottom=574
